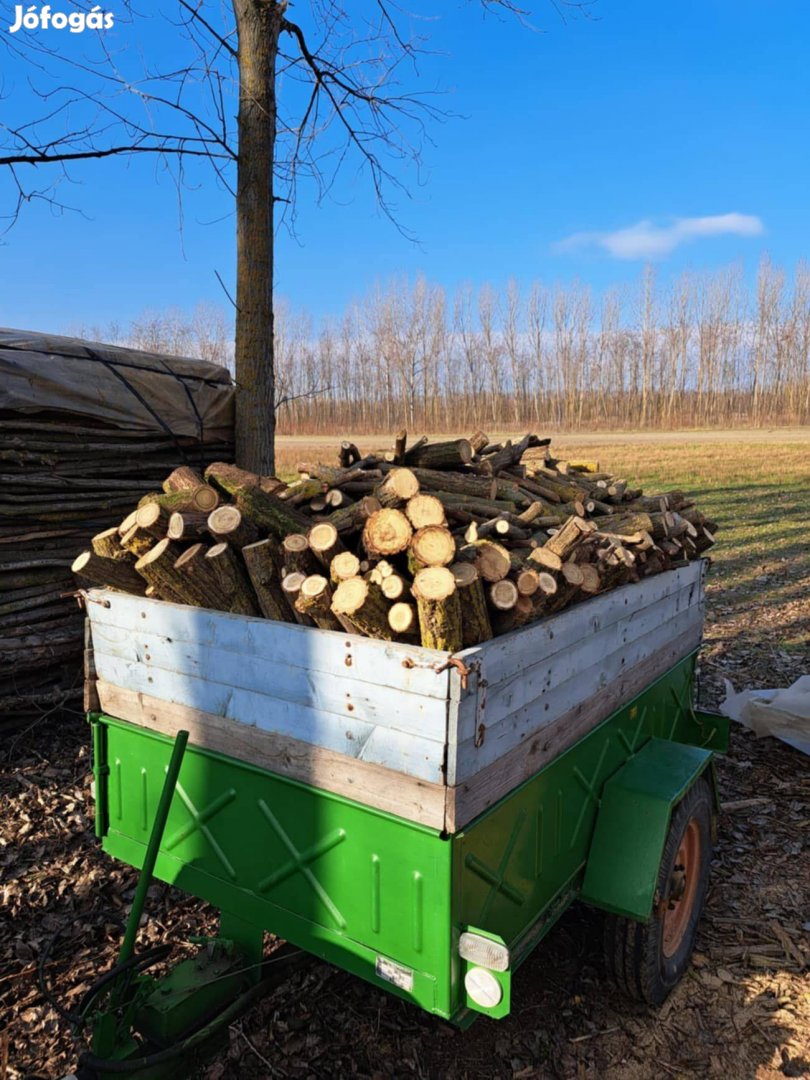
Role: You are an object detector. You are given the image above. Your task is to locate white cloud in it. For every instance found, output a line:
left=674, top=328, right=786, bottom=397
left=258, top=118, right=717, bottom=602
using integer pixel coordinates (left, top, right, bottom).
left=555, top=213, right=765, bottom=260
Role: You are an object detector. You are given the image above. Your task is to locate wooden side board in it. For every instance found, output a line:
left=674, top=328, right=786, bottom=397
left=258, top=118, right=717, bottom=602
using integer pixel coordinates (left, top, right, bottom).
left=96, top=681, right=448, bottom=831
left=444, top=623, right=702, bottom=832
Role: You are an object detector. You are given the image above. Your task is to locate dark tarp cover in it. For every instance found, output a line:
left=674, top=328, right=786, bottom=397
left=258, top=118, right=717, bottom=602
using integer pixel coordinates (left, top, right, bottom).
left=0, top=327, right=234, bottom=443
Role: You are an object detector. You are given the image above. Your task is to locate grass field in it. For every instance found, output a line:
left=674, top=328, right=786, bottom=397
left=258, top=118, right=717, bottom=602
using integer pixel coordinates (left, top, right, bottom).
left=3, top=433, right=808, bottom=1079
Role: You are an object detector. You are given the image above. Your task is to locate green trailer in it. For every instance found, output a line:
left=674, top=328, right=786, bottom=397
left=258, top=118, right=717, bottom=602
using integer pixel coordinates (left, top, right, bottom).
left=69, top=560, right=728, bottom=1077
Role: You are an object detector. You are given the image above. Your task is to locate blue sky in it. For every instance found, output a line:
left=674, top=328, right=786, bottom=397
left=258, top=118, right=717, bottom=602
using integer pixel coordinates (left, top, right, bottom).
left=1, top=0, right=808, bottom=332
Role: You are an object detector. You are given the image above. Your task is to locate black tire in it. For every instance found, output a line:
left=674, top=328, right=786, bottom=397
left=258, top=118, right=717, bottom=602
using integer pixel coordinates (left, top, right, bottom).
left=603, top=774, right=715, bottom=1006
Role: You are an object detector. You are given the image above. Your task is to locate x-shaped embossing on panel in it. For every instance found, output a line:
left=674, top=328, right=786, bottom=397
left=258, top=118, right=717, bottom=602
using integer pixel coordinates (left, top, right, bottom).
left=570, top=739, right=611, bottom=848
left=617, top=705, right=649, bottom=757
left=466, top=809, right=528, bottom=922
left=164, top=783, right=238, bottom=881
left=256, top=799, right=347, bottom=930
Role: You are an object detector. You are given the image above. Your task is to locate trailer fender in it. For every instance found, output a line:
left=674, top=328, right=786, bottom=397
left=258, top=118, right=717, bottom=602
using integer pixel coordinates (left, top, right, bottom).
left=579, top=738, right=715, bottom=922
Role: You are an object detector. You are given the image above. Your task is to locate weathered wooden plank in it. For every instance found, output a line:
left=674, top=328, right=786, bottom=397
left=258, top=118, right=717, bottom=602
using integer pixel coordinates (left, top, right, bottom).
left=445, top=625, right=702, bottom=831
left=457, top=562, right=703, bottom=688
left=91, top=621, right=448, bottom=743
left=97, top=682, right=448, bottom=831
left=94, top=654, right=446, bottom=784
left=88, top=589, right=452, bottom=701
left=454, top=579, right=701, bottom=749
left=451, top=603, right=703, bottom=784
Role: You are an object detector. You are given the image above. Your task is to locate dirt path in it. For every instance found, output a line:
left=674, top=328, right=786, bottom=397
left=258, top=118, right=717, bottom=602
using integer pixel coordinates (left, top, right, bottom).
left=277, top=428, right=810, bottom=447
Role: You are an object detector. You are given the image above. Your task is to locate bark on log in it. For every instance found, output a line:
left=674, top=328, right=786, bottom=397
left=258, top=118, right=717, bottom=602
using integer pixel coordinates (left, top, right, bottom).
left=242, top=539, right=291, bottom=621
left=544, top=516, right=590, bottom=559
left=235, top=486, right=311, bottom=538
left=328, top=496, right=381, bottom=535
left=450, top=561, right=492, bottom=646
left=91, top=528, right=129, bottom=561
left=139, top=486, right=219, bottom=514
left=295, top=575, right=343, bottom=631
left=204, top=543, right=259, bottom=616
left=135, top=501, right=172, bottom=539
left=205, top=461, right=285, bottom=497
left=72, top=549, right=146, bottom=595
left=281, top=572, right=313, bottom=625
left=133, top=539, right=201, bottom=604
left=120, top=525, right=156, bottom=559
left=331, top=577, right=394, bottom=640
left=410, top=468, right=497, bottom=499
left=163, top=466, right=206, bottom=494
left=411, top=566, right=463, bottom=652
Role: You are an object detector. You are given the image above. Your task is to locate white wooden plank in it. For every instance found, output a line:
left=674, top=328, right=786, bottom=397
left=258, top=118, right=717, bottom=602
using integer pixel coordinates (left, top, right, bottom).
left=456, top=562, right=703, bottom=690
left=455, top=580, right=701, bottom=748
left=97, top=682, right=448, bottom=831
left=87, top=589, right=452, bottom=701
left=451, top=603, right=702, bottom=783
left=94, top=654, right=446, bottom=784
left=91, top=623, right=448, bottom=743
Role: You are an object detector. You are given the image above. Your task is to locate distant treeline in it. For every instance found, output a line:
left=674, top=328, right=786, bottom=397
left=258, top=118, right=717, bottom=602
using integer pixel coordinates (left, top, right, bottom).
left=80, top=258, right=810, bottom=433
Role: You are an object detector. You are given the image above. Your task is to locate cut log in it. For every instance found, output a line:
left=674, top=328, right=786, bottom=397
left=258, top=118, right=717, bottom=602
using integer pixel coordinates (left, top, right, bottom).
left=133, top=539, right=200, bottom=604
left=515, top=567, right=541, bottom=596
left=405, top=437, right=475, bottom=469
left=295, top=575, right=343, bottom=631
left=339, top=441, right=362, bottom=468
left=281, top=571, right=312, bottom=625
left=135, top=501, right=171, bottom=539
left=167, top=510, right=210, bottom=542
left=140, top=486, right=219, bottom=514
left=488, top=578, right=519, bottom=611
left=410, top=468, right=497, bottom=500
left=120, top=524, right=156, bottom=558
left=308, top=522, right=345, bottom=568
left=405, top=493, right=446, bottom=529
left=330, top=550, right=361, bottom=584
left=393, top=429, right=408, bottom=465
left=207, top=505, right=260, bottom=549
left=544, top=516, right=590, bottom=559
left=450, top=561, right=493, bottom=646
left=362, top=509, right=413, bottom=558
left=388, top=601, right=417, bottom=636
left=380, top=573, right=407, bottom=600
left=329, top=496, right=382, bottom=535
left=242, top=539, right=291, bottom=622
left=469, top=539, right=511, bottom=583
left=375, top=467, right=420, bottom=508
left=281, top=534, right=320, bottom=577
left=117, top=510, right=138, bottom=536
left=174, top=544, right=227, bottom=610
left=72, top=550, right=146, bottom=595
left=528, top=546, right=563, bottom=573
left=202, top=545, right=260, bottom=616
left=331, top=577, right=394, bottom=640
left=91, top=528, right=129, bottom=561
left=409, top=526, right=456, bottom=570
left=163, top=466, right=206, bottom=494
left=205, top=461, right=285, bottom=497
left=411, top=566, right=463, bottom=652
left=468, top=429, right=489, bottom=454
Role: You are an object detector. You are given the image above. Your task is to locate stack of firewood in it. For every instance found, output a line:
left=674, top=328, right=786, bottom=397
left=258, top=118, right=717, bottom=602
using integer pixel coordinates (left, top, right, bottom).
left=1, top=417, right=233, bottom=728
left=72, top=432, right=718, bottom=653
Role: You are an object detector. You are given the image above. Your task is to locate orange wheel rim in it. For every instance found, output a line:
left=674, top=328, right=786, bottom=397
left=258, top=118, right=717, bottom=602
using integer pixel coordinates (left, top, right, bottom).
left=661, top=818, right=701, bottom=958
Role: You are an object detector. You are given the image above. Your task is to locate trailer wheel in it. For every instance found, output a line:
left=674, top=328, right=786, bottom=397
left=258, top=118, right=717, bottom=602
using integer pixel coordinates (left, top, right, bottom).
left=603, top=775, right=714, bottom=1005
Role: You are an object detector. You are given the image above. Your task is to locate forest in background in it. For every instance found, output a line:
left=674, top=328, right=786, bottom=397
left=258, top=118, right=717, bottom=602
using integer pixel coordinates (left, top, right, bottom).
left=76, top=257, right=810, bottom=433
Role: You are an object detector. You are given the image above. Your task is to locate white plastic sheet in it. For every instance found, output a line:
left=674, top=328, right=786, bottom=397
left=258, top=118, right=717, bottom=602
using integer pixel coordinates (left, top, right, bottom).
left=721, top=675, right=810, bottom=756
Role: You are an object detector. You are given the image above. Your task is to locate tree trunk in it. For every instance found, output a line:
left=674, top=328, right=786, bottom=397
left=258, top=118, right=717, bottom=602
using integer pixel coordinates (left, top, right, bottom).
left=233, top=0, right=285, bottom=473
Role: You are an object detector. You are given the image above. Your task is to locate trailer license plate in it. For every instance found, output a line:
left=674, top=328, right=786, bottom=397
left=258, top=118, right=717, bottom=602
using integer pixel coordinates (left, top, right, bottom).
left=375, top=956, right=414, bottom=992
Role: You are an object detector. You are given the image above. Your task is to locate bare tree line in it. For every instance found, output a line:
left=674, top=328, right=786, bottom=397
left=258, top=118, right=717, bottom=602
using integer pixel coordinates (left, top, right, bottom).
left=78, top=258, right=810, bottom=432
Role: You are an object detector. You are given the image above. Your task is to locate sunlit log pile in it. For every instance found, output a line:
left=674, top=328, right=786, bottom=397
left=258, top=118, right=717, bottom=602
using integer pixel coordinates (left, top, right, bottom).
left=72, top=432, right=718, bottom=652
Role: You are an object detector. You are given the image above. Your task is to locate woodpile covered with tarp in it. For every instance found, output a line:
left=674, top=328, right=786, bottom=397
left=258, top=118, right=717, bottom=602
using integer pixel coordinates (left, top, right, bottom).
left=1, top=328, right=234, bottom=730
left=73, top=431, right=717, bottom=652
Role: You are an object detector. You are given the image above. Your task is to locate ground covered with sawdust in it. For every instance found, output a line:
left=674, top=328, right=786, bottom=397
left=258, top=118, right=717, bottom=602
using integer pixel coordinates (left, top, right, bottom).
left=1, top=438, right=808, bottom=1079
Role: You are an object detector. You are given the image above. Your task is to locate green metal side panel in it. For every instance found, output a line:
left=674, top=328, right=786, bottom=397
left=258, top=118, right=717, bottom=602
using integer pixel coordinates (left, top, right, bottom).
left=93, top=651, right=721, bottom=1024
left=451, top=653, right=715, bottom=966
left=96, top=717, right=454, bottom=1017
left=579, top=738, right=713, bottom=921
